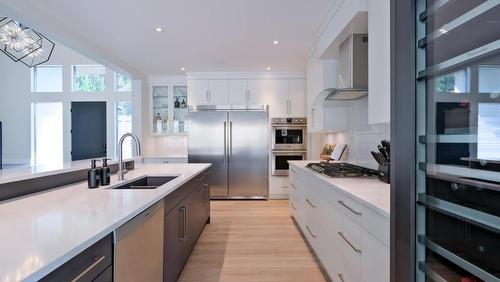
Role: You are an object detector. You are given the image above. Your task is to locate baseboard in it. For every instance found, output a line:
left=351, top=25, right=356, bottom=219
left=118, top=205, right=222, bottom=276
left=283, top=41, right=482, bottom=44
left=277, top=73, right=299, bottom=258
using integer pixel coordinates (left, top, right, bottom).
left=269, top=193, right=289, bottom=200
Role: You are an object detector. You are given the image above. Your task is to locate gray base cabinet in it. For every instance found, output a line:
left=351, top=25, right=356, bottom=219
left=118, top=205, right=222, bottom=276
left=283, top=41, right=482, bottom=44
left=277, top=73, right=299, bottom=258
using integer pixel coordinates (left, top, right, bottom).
left=40, top=233, right=113, bottom=282
left=164, top=170, right=211, bottom=282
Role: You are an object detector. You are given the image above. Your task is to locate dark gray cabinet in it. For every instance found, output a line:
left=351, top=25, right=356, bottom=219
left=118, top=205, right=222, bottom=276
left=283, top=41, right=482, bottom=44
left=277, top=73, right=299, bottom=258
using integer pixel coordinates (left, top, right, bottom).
left=40, top=233, right=113, bottom=282
left=164, top=169, right=210, bottom=282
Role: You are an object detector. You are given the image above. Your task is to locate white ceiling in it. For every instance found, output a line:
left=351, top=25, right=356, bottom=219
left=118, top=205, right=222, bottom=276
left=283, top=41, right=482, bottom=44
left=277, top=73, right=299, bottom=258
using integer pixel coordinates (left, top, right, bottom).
left=0, top=0, right=333, bottom=77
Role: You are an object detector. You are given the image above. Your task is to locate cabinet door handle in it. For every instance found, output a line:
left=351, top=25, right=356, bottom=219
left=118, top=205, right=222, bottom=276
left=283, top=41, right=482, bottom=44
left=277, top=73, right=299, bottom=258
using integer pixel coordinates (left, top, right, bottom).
left=306, top=198, right=317, bottom=208
left=338, top=200, right=362, bottom=216
left=206, top=90, right=209, bottom=102
left=306, top=225, right=317, bottom=238
left=338, top=232, right=362, bottom=254
left=70, top=255, right=106, bottom=282
left=290, top=183, right=297, bottom=190
left=338, top=273, right=345, bottom=282
left=204, top=183, right=210, bottom=201
left=179, top=207, right=187, bottom=241
left=290, top=202, right=297, bottom=210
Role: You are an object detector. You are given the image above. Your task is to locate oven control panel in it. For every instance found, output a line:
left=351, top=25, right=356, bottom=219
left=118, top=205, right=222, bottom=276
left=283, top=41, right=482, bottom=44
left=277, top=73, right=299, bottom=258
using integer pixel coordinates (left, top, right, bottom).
left=271, top=117, right=307, bottom=125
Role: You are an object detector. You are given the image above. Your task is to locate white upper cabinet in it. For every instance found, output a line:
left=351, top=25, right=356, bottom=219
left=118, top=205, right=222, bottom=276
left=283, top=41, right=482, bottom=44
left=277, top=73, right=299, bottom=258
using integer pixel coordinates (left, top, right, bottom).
left=208, top=80, right=229, bottom=105
left=247, top=79, right=267, bottom=105
left=188, top=79, right=209, bottom=105
left=228, top=80, right=248, bottom=104
left=228, top=79, right=267, bottom=105
left=268, top=79, right=290, bottom=117
left=368, top=0, right=390, bottom=124
left=187, top=79, right=228, bottom=105
left=288, top=79, right=307, bottom=117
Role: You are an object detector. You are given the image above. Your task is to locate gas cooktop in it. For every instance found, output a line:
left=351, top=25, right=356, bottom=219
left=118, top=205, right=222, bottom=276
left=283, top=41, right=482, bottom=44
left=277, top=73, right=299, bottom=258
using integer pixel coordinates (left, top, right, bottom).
left=306, top=162, right=378, bottom=178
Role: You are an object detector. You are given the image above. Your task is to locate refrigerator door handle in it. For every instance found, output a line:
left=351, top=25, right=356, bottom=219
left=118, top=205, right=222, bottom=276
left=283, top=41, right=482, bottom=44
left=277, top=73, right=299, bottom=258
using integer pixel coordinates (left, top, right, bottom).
left=229, top=121, right=233, bottom=162
left=223, top=121, right=227, bottom=164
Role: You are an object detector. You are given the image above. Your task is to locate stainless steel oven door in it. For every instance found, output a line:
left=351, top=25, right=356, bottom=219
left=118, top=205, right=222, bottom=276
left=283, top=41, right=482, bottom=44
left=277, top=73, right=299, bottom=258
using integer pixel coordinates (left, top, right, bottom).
left=271, top=126, right=307, bottom=150
left=271, top=151, right=307, bottom=176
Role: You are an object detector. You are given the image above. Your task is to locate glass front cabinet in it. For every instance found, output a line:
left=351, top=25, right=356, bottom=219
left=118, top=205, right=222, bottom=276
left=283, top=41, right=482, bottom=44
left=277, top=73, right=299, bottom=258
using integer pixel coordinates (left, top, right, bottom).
left=151, top=84, right=188, bottom=135
left=416, top=1, right=500, bottom=281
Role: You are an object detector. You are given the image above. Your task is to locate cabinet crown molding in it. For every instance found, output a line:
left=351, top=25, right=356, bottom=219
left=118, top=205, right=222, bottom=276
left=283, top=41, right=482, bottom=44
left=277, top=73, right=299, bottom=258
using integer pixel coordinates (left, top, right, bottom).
left=187, top=72, right=306, bottom=80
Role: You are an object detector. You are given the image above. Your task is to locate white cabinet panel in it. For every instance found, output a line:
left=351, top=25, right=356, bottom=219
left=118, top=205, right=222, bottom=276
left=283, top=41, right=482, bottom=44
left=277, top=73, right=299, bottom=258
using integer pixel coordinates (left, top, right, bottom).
left=188, top=80, right=209, bottom=105
left=208, top=80, right=228, bottom=105
left=228, top=80, right=248, bottom=104
left=268, top=79, right=289, bottom=117
left=289, top=79, right=307, bottom=117
left=362, top=229, right=390, bottom=282
left=368, top=0, right=390, bottom=124
left=247, top=79, right=267, bottom=105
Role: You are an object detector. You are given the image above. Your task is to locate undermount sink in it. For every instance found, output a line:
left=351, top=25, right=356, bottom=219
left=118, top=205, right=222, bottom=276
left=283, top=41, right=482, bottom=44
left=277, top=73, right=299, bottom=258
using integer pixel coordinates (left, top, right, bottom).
left=113, top=176, right=177, bottom=189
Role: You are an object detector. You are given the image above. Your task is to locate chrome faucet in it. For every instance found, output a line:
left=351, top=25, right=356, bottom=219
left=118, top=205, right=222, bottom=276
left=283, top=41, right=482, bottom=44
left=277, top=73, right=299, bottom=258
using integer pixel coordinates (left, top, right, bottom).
left=117, top=132, right=141, bottom=181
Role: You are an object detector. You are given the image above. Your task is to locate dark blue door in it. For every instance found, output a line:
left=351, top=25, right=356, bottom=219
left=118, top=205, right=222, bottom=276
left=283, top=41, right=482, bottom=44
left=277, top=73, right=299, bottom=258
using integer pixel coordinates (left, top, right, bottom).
left=71, top=102, right=107, bottom=161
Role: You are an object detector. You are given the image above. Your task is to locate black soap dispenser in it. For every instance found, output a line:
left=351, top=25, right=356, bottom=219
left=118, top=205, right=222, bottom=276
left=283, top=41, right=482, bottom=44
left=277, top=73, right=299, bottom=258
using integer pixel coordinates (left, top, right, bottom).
left=100, top=158, right=111, bottom=186
left=88, top=159, right=100, bottom=189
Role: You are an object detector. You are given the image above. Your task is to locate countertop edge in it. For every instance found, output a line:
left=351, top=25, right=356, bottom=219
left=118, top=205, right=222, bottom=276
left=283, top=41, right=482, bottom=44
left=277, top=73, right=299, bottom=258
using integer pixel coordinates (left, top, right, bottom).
left=289, top=161, right=390, bottom=219
left=21, top=163, right=211, bottom=282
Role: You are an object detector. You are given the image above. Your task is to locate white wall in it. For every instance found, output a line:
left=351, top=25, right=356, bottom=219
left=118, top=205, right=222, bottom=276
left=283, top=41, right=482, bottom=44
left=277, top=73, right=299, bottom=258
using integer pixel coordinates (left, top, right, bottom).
left=0, top=41, right=142, bottom=165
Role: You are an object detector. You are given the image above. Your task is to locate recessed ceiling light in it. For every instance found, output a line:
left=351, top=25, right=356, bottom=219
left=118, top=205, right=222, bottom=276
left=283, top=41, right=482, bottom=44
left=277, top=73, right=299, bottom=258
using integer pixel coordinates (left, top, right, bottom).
left=181, top=67, right=185, bottom=71
left=155, top=27, right=163, bottom=32
left=273, top=40, right=279, bottom=45
left=266, top=67, right=272, bottom=71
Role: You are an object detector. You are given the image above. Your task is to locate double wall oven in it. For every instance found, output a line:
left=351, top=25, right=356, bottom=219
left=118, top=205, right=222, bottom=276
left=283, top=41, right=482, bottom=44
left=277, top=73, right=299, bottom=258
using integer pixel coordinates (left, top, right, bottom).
left=271, top=118, right=307, bottom=176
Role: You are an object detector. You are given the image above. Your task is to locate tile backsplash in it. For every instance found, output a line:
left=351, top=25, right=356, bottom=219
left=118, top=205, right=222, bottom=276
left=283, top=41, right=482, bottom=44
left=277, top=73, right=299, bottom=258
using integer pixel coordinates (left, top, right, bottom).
left=316, top=97, right=390, bottom=169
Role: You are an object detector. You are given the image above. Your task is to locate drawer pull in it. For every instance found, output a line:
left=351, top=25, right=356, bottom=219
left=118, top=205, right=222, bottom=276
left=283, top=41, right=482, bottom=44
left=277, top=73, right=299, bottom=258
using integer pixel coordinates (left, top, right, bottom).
left=290, top=183, right=297, bottom=190
left=338, top=273, right=345, bottom=282
left=338, top=232, right=362, bottom=254
left=306, top=198, right=317, bottom=208
left=290, top=202, right=297, bottom=210
left=306, top=225, right=317, bottom=238
left=71, top=255, right=106, bottom=282
left=290, top=168, right=296, bottom=173
left=338, top=200, right=362, bottom=216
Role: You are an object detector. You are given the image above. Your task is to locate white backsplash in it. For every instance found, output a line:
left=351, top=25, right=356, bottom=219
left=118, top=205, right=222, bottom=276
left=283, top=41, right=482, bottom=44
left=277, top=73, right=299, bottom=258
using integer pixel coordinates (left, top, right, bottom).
left=317, top=97, right=390, bottom=169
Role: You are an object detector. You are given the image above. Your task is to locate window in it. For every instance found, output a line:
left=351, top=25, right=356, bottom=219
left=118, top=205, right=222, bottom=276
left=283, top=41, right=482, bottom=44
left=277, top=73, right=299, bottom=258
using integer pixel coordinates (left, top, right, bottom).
left=115, top=72, right=132, bottom=92
left=478, top=103, right=500, bottom=160
left=116, top=102, right=133, bottom=159
left=31, top=65, right=63, bottom=92
left=434, top=69, right=470, bottom=93
left=31, top=102, right=63, bottom=166
left=479, top=66, right=500, bottom=94
left=72, top=65, right=106, bottom=92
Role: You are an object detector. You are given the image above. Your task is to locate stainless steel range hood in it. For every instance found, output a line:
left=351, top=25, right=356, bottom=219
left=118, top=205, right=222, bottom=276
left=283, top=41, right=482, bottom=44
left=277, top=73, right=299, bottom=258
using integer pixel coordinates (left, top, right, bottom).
left=323, top=34, right=368, bottom=101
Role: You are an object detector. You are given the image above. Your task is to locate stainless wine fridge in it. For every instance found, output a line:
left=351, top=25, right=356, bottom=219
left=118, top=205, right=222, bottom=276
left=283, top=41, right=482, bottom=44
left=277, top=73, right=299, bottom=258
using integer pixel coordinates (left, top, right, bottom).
left=414, top=1, right=500, bottom=281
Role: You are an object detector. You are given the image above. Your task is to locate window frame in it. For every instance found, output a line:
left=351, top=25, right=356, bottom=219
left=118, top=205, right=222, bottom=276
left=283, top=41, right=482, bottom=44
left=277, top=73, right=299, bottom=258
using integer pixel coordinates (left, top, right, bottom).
left=71, top=64, right=107, bottom=93
left=31, top=65, right=63, bottom=93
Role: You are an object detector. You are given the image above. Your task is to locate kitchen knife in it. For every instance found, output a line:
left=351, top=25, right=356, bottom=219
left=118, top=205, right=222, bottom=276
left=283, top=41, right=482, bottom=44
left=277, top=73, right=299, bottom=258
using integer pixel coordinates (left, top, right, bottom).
left=371, top=151, right=386, bottom=166
left=381, top=140, right=390, bottom=155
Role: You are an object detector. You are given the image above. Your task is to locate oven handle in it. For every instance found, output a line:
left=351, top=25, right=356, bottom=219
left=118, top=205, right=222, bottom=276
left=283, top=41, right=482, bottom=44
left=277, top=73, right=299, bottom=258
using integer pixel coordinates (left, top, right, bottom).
left=271, top=151, right=307, bottom=155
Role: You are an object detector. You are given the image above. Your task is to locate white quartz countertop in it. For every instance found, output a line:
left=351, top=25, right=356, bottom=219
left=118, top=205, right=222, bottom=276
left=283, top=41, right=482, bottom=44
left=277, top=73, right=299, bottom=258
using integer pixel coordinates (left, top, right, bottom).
left=0, top=163, right=211, bottom=282
left=289, top=161, right=390, bottom=218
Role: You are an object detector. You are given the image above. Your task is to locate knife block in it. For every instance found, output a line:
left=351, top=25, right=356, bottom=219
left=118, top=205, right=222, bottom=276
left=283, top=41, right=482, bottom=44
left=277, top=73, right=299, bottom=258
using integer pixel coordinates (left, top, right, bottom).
left=378, top=164, right=390, bottom=184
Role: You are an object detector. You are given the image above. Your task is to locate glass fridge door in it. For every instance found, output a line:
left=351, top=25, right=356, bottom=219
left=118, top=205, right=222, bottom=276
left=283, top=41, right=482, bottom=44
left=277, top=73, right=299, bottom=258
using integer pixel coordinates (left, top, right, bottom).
left=416, top=1, right=500, bottom=281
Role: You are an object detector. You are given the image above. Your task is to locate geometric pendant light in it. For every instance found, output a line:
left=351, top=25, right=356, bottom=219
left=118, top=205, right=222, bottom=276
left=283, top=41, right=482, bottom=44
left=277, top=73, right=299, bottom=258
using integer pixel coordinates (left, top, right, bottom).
left=0, top=17, right=55, bottom=67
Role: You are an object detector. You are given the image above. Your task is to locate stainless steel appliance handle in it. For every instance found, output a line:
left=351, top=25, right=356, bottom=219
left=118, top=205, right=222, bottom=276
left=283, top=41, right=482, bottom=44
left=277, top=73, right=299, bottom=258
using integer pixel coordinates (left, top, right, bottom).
left=223, top=121, right=227, bottom=164
left=70, top=256, right=106, bottom=282
left=306, top=225, right=317, bottom=238
left=306, top=198, right=317, bottom=208
left=338, top=200, right=362, bottom=216
left=229, top=121, right=233, bottom=162
left=338, top=273, right=345, bottom=282
left=338, top=232, right=362, bottom=254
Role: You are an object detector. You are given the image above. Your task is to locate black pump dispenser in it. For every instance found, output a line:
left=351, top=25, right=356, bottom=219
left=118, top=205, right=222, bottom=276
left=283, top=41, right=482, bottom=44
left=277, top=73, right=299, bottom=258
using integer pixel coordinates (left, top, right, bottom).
left=100, top=158, right=111, bottom=186
left=88, top=159, right=100, bottom=188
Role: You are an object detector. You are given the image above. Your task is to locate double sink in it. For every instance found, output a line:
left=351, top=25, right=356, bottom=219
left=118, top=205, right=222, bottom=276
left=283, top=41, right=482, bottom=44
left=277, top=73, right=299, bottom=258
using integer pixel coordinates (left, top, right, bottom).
left=112, top=176, right=178, bottom=190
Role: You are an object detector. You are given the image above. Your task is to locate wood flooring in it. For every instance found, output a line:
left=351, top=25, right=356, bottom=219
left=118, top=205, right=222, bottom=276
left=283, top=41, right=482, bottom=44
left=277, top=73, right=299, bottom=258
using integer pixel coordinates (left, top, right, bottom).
left=177, top=200, right=330, bottom=282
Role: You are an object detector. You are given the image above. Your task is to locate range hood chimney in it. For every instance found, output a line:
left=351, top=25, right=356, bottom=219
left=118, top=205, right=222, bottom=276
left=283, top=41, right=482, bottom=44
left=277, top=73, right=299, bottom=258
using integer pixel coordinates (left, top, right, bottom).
left=323, top=34, right=368, bottom=101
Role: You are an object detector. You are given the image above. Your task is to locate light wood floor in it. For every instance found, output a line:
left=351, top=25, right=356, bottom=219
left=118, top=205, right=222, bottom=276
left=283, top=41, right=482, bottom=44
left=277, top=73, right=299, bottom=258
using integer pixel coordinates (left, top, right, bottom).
left=177, top=200, right=330, bottom=282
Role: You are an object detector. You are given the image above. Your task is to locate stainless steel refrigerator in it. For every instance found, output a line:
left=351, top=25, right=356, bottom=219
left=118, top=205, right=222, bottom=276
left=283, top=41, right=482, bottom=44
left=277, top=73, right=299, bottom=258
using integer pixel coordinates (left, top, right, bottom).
left=188, top=106, right=269, bottom=199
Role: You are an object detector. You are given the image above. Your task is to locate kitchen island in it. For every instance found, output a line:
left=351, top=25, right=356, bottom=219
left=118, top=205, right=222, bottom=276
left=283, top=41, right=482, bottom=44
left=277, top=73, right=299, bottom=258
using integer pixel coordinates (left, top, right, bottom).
left=0, top=163, right=211, bottom=282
